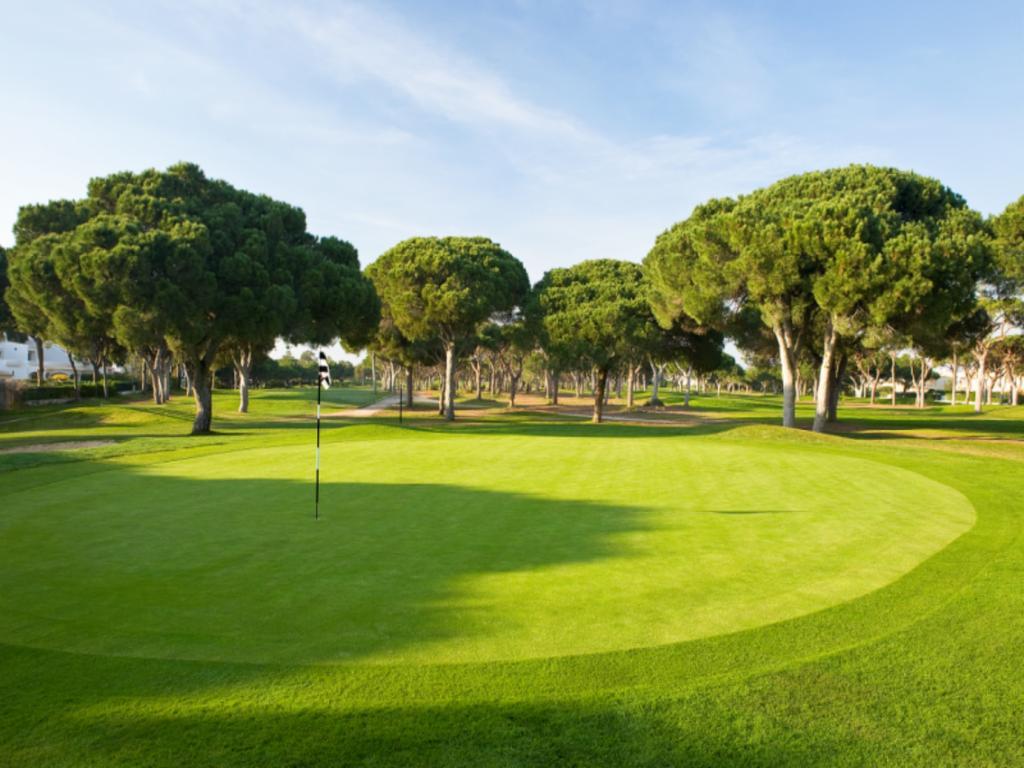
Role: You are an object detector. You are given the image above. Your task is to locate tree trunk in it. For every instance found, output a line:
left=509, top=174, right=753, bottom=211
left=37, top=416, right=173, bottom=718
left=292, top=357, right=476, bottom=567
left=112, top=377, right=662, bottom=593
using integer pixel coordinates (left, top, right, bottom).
left=473, top=361, right=483, bottom=400
left=181, top=361, right=191, bottom=400
left=508, top=374, right=520, bottom=408
left=974, top=347, right=987, bottom=413
left=592, top=367, right=608, bottom=423
left=649, top=361, right=663, bottom=406
left=34, top=337, right=44, bottom=386
left=827, top=352, right=846, bottom=422
left=813, top=321, right=838, bottom=433
left=144, top=356, right=159, bottom=404
left=773, top=324, right=798, bottom=428
left=443, top=343, right=456, bottom=420
left=626, top=365, right=636, bottom=408
left=917, top=359, right=929, bottom=408
left=69, top=356, right=80, bottom=399
left=234, top=347, right=252, bottom=413
left=890, top=353, right=897, bottom=407
left=951, top=351, right=958, bottom=406
left=191, top=359, right=214, bottom=434
left=101, top=360, right=109, bottom=399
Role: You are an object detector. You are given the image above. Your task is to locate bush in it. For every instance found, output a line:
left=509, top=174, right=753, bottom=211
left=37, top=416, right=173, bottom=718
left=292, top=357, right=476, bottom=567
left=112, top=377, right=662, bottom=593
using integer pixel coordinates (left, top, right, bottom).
left=22, top=381, right=136, bottom=400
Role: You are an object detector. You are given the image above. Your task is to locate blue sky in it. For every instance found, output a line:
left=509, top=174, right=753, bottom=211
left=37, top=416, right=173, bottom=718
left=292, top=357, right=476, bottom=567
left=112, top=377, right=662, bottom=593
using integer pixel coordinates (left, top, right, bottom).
left=2, top=0, right=1022, bottom=283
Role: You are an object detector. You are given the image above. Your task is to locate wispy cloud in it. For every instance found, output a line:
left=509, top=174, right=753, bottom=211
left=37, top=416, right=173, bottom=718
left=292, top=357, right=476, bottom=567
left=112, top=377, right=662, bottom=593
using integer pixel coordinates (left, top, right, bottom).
left=0, top=0, right=891, bottom=277
left=282, top=3, right=592, bottom=141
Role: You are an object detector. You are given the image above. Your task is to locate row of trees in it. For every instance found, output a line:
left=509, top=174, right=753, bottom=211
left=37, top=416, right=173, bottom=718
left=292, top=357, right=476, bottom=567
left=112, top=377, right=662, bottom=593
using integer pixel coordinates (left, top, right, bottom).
left=1, top=163, right=378, bottom=433
left=646, top=166, right=1024, bottom=430
left=4, top=163, right=1021, bottom=432
left=364, top=243, right=724, bottom=423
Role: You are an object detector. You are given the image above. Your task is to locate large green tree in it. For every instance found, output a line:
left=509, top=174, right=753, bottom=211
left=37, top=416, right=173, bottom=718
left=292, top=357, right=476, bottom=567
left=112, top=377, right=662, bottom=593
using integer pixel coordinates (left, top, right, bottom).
left=8, top=164, right=378, bottom=432
left=647, top=166, right=989, bottom=431
left=367, top=236, right=529, bottom=420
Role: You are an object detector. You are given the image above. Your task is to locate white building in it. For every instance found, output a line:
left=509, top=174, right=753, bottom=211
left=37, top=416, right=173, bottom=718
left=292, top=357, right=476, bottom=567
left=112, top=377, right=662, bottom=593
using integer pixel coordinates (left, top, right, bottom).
left=0, top=335, right=85, bottom=381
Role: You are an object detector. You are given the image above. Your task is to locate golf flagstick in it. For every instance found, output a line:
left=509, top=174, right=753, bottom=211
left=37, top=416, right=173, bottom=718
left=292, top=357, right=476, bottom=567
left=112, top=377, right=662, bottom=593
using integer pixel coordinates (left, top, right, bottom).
left=315, top=352, right=331, bottom=520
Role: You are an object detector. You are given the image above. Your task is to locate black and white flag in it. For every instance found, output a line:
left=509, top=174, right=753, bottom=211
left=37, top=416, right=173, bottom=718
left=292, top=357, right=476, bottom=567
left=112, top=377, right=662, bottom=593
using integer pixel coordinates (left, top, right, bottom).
left=318, top=351, right=331, bottom=389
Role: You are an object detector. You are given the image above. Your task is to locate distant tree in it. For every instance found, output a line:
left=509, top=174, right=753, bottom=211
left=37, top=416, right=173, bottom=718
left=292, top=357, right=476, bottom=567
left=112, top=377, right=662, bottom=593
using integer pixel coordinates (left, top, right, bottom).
left=4, top=200, right=91, bottom=385
left=366, top=298, right=443, bottom=407
left=532, top=260, right=656, bottom=423
left=972, top=196, right=1024, bottom=410
left=368, top=237, right=529, bottom=420
left=493, top=313, right=535, bottom=408
left=643, top=314, right=723, bottom=407
left=467, top=322, right=503, bottom=401
left=709, top=353, right=745, bottom=395
left=990, top=335, right=1024, bottom=405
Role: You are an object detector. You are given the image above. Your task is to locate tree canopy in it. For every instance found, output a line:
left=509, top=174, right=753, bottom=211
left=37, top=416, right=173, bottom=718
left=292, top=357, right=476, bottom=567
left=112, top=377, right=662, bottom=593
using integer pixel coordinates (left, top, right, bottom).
left=5, top=163, right=377, bottom=431
left=367, top=236, right=529, bottom=420
left=529, top=259, right=720, bottom=422
left=646, top=165, right=990, bottom=430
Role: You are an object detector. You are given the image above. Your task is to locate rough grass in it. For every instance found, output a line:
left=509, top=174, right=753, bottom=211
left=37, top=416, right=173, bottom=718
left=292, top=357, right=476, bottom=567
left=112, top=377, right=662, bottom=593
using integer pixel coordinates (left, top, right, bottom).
left=0, top=390, right=1022, bottom=766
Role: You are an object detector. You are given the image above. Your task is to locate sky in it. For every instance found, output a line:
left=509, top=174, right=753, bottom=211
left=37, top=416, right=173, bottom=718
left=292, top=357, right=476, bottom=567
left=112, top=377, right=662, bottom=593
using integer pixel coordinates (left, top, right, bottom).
left=2, top=0, right=1022, bottom=289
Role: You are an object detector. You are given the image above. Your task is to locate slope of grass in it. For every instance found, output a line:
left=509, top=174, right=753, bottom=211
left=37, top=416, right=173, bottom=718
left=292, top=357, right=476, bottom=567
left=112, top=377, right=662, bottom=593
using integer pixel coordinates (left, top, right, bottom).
left=0, top=394, right=1021, bottom=766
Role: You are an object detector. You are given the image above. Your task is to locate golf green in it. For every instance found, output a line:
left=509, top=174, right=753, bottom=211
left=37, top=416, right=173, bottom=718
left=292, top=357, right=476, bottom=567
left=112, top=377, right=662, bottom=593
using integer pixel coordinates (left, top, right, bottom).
left=0, top=424, right=973, bottom=666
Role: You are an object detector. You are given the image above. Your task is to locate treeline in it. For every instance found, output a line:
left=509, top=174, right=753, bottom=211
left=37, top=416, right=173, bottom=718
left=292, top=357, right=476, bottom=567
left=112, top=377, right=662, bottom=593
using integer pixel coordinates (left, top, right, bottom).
left=3, top=163, right=1022, bottom=432
left=644, top=167, right=1023, bottom=426
left=364, top=248, right=727, bottom=423
left=363, top=168, right=1022, bottom=428
left=252, top=353, right=356, bottom=388
left=0, top=163, right=378, bottom=433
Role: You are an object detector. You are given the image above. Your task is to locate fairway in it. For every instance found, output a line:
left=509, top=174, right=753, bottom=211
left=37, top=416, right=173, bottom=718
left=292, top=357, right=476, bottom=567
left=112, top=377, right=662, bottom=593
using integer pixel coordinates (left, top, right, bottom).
left=0, top=425, right=974, bottom=666
left=2, top=393, right=1023, bottom=767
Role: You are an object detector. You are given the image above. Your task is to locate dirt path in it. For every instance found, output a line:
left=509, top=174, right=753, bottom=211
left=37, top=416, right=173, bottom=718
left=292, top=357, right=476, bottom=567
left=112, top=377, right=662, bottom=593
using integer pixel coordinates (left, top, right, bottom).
left=340, top=394, right=439, bottom=418
left=0, top=440, right=115, bottom=454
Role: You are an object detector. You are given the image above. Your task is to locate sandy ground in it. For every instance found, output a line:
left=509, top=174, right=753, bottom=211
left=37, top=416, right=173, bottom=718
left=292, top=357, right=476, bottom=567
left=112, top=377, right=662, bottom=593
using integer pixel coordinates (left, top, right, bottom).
left=340, top=395, right=440, bottom=418
left=0, top=440, right=115, bottom=454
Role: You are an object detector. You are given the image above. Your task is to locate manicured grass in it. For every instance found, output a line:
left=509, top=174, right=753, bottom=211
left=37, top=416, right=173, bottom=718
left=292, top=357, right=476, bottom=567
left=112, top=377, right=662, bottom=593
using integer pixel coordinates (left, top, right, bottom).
left=0, top=392, right=1022, bottom=766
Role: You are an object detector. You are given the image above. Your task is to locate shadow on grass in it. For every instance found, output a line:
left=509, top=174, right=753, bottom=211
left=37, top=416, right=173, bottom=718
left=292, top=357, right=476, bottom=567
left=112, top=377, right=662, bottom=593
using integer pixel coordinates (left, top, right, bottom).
left=0, top=641, right=841, bottom=768
left=402, top=418, right=741, bottom=440
left=834, top=415, right=1024, bottom=440
left=0, top=469, right=655, bottom=665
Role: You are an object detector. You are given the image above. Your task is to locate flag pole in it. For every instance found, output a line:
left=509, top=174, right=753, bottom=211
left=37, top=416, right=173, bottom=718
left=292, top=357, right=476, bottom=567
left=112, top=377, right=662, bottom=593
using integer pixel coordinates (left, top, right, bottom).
left=315, top=351, right=331, bottom=521
left=315, top=376, right=321, bottom=520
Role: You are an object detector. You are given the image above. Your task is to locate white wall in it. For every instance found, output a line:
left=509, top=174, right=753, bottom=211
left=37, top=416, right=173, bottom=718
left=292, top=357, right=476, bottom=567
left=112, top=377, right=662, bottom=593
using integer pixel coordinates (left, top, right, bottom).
left=0, top=335, right=84, bottom=381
